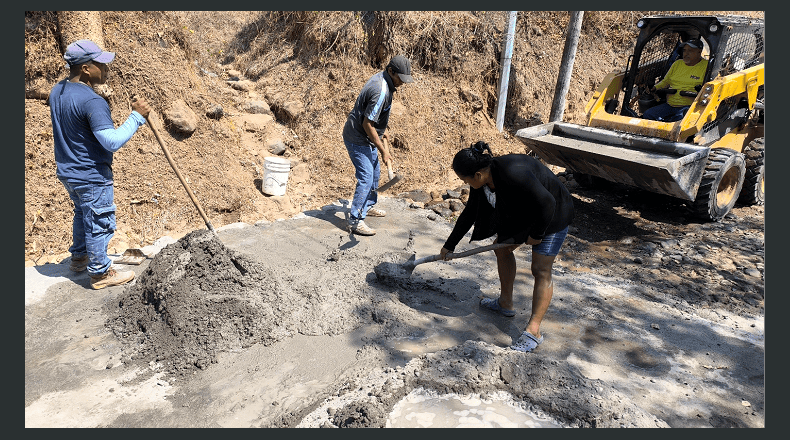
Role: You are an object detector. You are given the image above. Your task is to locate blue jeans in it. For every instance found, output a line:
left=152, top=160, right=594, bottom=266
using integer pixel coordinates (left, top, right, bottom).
left=59, top=178, right=116, bottom=275
left=642, top=103, right=690, bottom=122
left=344, top=140, right=380, bottom=223
left=532, top=226, right=568, bottom=257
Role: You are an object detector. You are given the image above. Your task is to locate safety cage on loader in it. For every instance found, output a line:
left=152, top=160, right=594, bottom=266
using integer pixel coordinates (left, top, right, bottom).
left=614, top=15, right=764, bottom=137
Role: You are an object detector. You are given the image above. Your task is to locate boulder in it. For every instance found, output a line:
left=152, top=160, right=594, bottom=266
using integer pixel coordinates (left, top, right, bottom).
left=164, top=99, right=198, bottom=134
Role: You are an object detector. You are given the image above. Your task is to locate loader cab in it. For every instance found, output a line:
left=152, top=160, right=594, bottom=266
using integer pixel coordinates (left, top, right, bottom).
left=619, top=18, right=717, bottom=118
left=586, top=15, right=764, bottom=145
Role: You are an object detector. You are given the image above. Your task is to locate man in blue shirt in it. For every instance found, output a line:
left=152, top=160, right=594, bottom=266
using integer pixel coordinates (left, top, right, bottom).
left=342, top=55, right=413, bottom=236
left=49, top=39, right=151, bottom=289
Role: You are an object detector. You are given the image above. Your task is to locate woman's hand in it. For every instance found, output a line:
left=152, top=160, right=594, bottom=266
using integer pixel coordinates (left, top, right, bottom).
left=526, top=236, right=542, bottom=246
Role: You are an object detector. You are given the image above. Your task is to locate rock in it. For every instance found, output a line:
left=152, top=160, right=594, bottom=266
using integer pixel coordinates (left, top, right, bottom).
left=164, top=99, right=199, bottom=134
left=449, top=200, right=464, bottom=212
left=432, top=205, right=453, bottom=218
left=267, top=139, right=287, bottom=155
left=650, top=323, right=660, bottom=330
left=227, top=79, right=254, bottom=91
left=227, top=69, right=241, bottom=79
left=282, top=101, right=304, bottom=121
left=430, top=190, right=443, bottom=201
left=745, top=268, right=762, bottom=278
left=659, top=239, right=678, bottom=249
left=446, top=190, right=461, bottom=199
left=238, top=113, right=274, bottom=132
left=409, top=202, right=425, bottom=209
left=401, top=190, right=431, bottom=204
left=206, top=104, right=224, bottom=119
left=241, top=100, right=272, bottom=115
left=427, top=213, right=438, bottom=221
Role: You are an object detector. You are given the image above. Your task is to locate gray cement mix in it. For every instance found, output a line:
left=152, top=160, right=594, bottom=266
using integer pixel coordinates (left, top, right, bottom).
left=25, top=196, right=765, bottom=428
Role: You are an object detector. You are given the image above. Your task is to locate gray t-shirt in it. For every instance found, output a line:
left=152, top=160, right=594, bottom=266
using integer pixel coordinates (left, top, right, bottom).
left=342, top=71, right=396, bottom=147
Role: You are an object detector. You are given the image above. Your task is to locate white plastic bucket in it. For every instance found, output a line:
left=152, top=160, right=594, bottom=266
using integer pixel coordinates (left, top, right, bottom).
left=262, top=156, right=291, bottom=196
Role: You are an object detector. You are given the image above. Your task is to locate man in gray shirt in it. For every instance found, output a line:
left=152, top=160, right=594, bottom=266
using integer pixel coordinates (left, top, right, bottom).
left=342, top=55, right=413, bottom=236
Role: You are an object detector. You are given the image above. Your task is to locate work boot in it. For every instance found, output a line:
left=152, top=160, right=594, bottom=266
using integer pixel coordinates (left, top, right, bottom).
left=349, top=220, right=376, bottom=236
left=90, top=268, right=135, bottom=290
left=69, top=255, right=89, bottom=272
left=367, top=207, right=386, bottom=217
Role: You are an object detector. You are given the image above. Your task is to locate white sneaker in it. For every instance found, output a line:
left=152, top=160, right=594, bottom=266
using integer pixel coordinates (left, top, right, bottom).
left=350, top=220, right=376, bottom=236
left=367, top=207, right=386, bottom=217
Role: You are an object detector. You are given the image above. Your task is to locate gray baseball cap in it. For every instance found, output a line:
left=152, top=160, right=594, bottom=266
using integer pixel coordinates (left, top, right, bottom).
left=64, top=39, right=116, bottom=66
left=387, top=55, right=414, bottom=83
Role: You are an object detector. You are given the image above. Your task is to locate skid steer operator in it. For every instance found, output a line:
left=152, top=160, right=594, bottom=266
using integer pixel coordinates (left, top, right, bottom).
left=644, top=38, right=708, bottom=122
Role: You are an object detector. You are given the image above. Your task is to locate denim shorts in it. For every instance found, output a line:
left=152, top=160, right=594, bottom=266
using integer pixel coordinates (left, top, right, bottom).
left=532, top=226, right=568, bottom=257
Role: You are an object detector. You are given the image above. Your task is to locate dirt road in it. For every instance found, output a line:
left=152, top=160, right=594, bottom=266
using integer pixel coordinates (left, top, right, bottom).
left=24, top=191, right=764, bottom=428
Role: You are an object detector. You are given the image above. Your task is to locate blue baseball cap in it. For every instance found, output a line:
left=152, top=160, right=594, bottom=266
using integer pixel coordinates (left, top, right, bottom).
left=64, top=39, right=116, bottom=66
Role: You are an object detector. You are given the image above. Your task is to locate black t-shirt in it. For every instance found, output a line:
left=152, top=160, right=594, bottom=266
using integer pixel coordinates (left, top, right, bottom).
left=444, top=154, right=575, bottom=252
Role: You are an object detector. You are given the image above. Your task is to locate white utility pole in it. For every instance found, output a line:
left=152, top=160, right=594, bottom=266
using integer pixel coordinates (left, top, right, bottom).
left=496, top=11, right=518, bottom=132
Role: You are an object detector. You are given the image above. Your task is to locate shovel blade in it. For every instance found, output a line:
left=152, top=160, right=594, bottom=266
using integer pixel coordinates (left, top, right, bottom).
left=116, top=248, right=147, bottom=265
left=374, top=251, right=416, bottom=282
left=378, top=174, right=403, bottom=193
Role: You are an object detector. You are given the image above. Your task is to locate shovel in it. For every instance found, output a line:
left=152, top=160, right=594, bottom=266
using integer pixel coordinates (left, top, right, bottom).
left=378, top=137, right=404, bottom=193
left=115, top=248, right=147, bottom=265
left=374, top=242, right=513, bottom=282
left=142, top=110, right=216, bottom=235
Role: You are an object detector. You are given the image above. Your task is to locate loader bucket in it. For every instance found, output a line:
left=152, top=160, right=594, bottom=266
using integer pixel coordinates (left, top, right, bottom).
left=515, top=122, right=710, bottom=201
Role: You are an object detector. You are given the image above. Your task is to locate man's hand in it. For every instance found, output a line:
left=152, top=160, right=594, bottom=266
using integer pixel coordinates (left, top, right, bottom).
left=439, top=247, right=451, bottom=261
left=131, top=95, right=151, bottom=118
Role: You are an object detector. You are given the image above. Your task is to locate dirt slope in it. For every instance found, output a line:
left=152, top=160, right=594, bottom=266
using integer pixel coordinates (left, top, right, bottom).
left=24, top=10, right=758, bottom=264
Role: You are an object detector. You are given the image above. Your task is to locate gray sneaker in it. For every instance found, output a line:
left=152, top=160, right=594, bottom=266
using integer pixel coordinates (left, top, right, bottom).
left=350, top=220, right=376, bottom=236
left=90, top=268, right=135, bottom=290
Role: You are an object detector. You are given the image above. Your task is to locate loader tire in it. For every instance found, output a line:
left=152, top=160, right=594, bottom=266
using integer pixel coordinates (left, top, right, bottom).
left=693, top=148, right=746, bottom=221
left=738, top=137, right=764, bottom=205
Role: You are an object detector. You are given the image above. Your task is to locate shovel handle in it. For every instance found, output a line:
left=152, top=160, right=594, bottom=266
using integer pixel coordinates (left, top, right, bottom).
left=412, top=243, right=514, bottom=267
left=383, top=137, right=394, bottom=179
left=145, top=116, right=216, bottom=234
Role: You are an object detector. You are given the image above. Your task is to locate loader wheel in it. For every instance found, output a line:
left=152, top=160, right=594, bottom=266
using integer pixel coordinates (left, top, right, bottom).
left=738, top=137, right=765, bottom=205
left=693, top=148, right=746, bottom=221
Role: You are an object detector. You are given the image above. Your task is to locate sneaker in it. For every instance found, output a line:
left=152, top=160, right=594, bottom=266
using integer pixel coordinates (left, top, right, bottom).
left=350, top=220, right=376, bottom=236
left=69, top=255, right=89, bottom=272
left=367, top=207, right=386, bottom=217
left=90, top=268, right=135, bottom=290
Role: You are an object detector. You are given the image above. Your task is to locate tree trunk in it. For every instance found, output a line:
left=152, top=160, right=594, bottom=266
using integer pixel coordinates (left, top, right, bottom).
left=57, top=11, right=104, bottom=52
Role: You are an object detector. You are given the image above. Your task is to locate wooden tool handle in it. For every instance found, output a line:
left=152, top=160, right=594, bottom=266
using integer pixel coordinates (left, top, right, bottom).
left=145, top=116, right=216, bottom=234
left=382, top=137, right=395, bottom=180
left=412, top=243, right=513, bottom=266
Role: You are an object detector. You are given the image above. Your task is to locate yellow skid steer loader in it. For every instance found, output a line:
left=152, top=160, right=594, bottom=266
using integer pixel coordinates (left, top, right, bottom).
left=516, top=15, right=764, bottom=221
